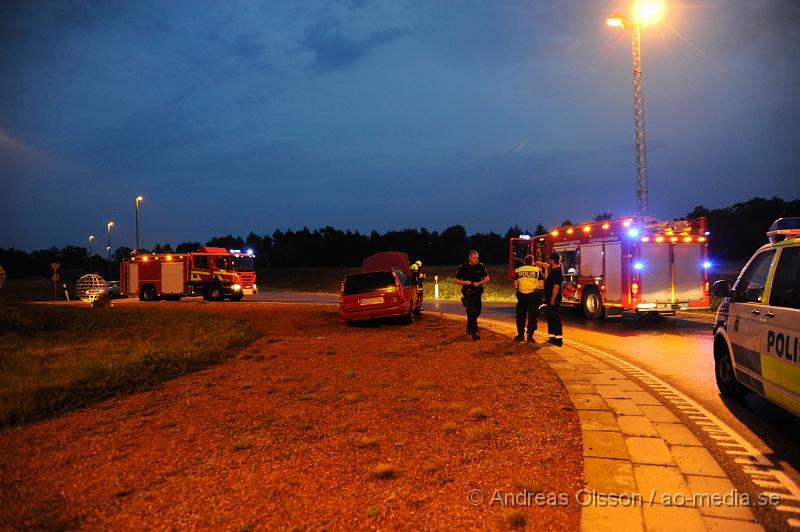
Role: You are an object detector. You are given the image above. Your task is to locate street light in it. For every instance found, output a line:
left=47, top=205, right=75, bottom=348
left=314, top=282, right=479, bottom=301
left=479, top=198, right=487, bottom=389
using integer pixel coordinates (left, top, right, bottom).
left=88, top=234, right=95, bottom=273
left=135, top=195, right=143, bottom=252
left=607, top=0, right=665, bottom=217
left=107, top=221, right=114, bottom=280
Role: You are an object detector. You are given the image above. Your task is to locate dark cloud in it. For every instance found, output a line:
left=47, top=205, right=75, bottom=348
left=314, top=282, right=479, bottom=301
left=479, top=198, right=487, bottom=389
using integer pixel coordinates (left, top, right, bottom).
left=206, top=30, right=269, bottom=61
left=301, top=20, right=412, bottom=72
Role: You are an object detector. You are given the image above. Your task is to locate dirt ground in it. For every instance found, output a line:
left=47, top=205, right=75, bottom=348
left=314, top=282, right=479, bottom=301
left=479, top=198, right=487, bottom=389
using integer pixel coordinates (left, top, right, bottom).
left=0, top=303, right=583, bottom=530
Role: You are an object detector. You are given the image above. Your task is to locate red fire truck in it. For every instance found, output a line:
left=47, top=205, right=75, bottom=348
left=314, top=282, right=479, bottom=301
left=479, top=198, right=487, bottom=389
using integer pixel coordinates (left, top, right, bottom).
left=121, top=246, right=244, bottom=301
left=228, top=249, right=258, bottom=295
left=509, top=216, right=710, bottom=319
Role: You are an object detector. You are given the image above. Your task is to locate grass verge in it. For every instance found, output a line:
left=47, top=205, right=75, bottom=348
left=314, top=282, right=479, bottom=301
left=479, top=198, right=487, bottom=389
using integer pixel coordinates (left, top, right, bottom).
left=0, top=303, right=258, bottom=425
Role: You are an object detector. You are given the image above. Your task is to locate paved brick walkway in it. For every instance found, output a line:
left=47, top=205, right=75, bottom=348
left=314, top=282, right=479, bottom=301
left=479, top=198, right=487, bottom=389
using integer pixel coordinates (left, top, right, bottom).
left=441, top=313, right=765, bottom=532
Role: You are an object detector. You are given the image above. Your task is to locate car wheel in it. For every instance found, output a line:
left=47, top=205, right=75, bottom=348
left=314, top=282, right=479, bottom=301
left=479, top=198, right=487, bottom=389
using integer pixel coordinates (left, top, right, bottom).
left=581, top=287, right=604, bottom=320
left=205, top=284, right=224, bottom=302
left=715, top=338, right=746, bottom=399
left=141, top=285, right=158, bottom=302
left=404, top=302, right=415, bottom=324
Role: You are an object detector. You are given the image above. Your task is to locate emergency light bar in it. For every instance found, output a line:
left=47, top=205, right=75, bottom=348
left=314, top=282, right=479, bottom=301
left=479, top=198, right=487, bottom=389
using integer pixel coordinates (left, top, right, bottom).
left=767, top=217, right=800, bottom=243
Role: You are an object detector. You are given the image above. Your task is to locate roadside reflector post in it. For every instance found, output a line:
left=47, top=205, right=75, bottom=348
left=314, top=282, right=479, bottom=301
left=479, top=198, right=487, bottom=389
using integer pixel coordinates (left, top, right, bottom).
left=434, top=275, right=439, bottom=299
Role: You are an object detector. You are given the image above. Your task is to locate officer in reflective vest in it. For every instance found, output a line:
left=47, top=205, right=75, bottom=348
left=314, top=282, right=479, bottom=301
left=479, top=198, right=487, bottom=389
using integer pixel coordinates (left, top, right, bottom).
left=514, top=255, right=547, bottom=343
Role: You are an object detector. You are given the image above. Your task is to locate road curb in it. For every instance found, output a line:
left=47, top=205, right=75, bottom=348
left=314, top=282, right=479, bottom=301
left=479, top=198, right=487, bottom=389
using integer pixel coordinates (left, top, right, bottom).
left=435, top=311, right=765, bottom=532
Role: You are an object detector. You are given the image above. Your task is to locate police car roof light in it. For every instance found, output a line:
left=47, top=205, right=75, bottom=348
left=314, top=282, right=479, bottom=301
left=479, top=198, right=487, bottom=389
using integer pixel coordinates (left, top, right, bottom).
left=767, top=217, right=800, bottom=243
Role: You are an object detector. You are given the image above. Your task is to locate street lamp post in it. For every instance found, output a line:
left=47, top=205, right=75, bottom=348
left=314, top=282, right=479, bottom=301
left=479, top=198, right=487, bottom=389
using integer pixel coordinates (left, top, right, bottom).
left=88, top=234, right=95, bottom=273
left=107, top=222, right=114, bottom=280
left=607, top=0, right=665, bottom=217
left=135, top=195, right=143, bottom=252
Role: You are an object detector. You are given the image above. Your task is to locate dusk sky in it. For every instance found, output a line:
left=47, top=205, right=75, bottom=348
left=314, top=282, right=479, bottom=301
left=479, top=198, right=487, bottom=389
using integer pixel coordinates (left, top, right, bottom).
left=1, top=0, right=798, bottom=251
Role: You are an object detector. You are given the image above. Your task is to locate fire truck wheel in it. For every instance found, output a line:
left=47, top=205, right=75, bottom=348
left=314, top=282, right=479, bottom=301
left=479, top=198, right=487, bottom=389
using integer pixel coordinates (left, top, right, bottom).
left=140, top=285, right=158, bottom=302
left=204, top=284, right=224, bottom=302
left=581, top=287, right=604, bottom=320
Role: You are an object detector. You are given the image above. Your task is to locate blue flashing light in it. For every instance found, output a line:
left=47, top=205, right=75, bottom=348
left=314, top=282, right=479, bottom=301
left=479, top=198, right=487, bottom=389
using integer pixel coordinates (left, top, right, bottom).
left=628, top=228, right=640, bottom=238
left=519, top=234, right=531, bottom=240
left=246, top=248, right=254, bottom=255
left=634, top=262, right=644, bottom=271
left=702, top=261, right=712, bottom=269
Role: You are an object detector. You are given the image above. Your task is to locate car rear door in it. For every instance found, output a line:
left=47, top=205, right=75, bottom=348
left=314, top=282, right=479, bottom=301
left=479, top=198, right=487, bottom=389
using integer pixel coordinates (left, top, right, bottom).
left=729, top=249, right=776, bottom=394
left=763, top=246, right=800, bottom=416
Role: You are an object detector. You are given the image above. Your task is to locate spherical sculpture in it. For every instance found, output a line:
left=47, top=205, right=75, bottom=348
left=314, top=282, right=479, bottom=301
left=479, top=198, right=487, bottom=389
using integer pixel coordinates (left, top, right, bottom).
left=76, top=274, right=107, bottom=304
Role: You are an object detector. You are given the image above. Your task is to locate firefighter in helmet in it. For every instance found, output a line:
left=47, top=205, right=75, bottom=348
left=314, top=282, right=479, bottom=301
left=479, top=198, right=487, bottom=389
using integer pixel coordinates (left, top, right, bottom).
left=410, top=260, right=426, bottom=307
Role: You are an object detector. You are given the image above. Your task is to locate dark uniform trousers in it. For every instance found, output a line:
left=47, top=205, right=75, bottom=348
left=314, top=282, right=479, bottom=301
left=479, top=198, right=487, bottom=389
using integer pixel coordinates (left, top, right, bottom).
left=515, top=290, right=542, bottom=337
left=547, top=296, right=563, bottom=344
left=462, top=290, right=482, bottom=334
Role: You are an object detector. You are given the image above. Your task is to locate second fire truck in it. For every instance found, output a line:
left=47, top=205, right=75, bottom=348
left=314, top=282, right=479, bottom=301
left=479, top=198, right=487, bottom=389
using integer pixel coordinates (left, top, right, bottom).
left=121, top=246, right=245, bottom=301
left=509, top=216, right=710, bottom=319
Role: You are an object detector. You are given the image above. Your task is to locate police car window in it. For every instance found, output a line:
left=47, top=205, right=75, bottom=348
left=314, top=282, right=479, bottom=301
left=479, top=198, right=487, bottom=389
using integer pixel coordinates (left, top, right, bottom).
left=769, top=247, right=800, bottom=310
left=194, top=255, right=208, bottom=269
left=734, top=250, right=775, bottom=304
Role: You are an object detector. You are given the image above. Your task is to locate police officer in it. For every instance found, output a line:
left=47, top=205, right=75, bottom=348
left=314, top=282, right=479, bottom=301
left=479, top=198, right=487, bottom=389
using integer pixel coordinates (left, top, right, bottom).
left=544, top=253, right=564, bottom=346
left=513, top=255, right=546, bottom=343
left=454, top=250, right=490, bottom=340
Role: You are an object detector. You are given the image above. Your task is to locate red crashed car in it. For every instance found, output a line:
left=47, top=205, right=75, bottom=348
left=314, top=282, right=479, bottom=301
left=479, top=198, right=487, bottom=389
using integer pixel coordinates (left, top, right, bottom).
left=339, top=251, right=420, bottom=324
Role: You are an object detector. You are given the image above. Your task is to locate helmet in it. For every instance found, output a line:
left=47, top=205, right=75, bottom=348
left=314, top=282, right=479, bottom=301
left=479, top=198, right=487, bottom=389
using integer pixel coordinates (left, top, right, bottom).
left=415, top=260, right=422, bottom=267
left=410, top=263, right=419, bottom=271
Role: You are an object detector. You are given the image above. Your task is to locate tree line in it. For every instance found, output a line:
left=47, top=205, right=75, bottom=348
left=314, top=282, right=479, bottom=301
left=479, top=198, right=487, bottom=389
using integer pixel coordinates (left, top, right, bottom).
left=1, top=196, right=796, bottom=278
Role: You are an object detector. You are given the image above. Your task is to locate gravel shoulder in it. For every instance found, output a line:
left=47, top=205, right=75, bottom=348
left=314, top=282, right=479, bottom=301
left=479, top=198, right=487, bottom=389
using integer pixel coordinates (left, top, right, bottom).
left=1, top=303, right=583, bottom=530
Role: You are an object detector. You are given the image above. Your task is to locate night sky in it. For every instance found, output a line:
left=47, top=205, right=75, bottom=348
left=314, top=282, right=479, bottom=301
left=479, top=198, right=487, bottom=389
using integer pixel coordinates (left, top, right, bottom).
left=1, top=1, right=798, bottom=251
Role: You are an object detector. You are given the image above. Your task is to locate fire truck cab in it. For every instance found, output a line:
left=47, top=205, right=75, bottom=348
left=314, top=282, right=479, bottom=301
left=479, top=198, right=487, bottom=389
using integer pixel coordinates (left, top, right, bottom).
left=121, top=246, right=244, bottom=302
left=510, top=216, right=710, bottom=319
left=229, top=249, right=258, bottom=295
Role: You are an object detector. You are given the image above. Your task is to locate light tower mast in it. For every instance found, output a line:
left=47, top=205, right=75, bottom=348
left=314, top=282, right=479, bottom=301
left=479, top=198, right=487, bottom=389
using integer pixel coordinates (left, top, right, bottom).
left=631, top=24, right=649, bottom=217
left=608, top=1, right=664, bottom=217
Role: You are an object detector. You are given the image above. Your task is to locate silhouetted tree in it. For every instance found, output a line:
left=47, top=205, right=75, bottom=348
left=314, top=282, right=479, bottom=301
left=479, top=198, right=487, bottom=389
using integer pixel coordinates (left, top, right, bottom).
left=176, top=242, right=201, bottom=253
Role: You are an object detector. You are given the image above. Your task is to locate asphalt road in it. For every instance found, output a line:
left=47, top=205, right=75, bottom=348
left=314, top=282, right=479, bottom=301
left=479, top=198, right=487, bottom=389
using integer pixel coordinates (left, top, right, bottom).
left=250, top=290, right=800, bottom=503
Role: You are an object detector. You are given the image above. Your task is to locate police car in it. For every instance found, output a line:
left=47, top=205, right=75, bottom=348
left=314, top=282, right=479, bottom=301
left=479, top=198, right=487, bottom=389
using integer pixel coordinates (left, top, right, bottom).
left=712, top=218, right=800, bottom=417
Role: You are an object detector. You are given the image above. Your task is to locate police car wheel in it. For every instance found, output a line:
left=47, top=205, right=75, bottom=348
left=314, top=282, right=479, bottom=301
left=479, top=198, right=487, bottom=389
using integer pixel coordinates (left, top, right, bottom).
left=714, top=341, right=746, bottom=399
